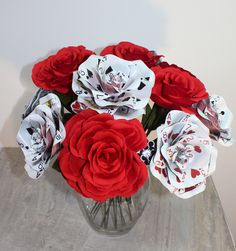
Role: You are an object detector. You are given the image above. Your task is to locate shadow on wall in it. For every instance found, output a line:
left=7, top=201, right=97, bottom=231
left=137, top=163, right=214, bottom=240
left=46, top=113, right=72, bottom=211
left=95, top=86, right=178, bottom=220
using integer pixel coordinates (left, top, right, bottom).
left=0, top=63, right=35, bottom=147
left=0, top=51, right=57, bottom=147
left=0, top=0, right=167, bottom=147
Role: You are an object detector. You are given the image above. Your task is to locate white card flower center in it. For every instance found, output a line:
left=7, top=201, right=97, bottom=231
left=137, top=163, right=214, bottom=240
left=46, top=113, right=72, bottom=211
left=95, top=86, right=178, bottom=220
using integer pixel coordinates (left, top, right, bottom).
left=72, top=54, right=155, bottom=119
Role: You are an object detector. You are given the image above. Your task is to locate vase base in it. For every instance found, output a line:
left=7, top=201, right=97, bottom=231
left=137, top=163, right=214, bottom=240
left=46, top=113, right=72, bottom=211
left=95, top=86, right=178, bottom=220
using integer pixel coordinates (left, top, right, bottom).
left=77, top=177, right=150, bottom=236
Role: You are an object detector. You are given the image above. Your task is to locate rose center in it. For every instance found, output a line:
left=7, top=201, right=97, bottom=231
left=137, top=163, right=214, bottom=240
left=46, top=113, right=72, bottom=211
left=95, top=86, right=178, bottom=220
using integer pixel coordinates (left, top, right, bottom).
left=98, top=147, right=117, bottom=165
left=167, top=143, right=194, bottom=168
left=98, top=56, right=132, bottom=93
left=30, top=128, right=46, bottom=152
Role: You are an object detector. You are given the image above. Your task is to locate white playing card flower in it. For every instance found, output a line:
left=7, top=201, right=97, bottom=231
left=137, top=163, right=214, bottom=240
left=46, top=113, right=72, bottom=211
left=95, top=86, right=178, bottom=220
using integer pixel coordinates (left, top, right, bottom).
left=72, top=54, right=155, bottom=119
left=193, top=94, right=234, bottom=146
left=150, top=110, right=217, bottom=199
left=16, top=92, right=66, bottom=179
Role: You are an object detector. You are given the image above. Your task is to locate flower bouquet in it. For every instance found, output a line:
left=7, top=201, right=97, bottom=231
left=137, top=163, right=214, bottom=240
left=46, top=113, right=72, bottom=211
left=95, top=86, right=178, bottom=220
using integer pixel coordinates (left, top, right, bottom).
left=16, top=42, right=233, bottom=235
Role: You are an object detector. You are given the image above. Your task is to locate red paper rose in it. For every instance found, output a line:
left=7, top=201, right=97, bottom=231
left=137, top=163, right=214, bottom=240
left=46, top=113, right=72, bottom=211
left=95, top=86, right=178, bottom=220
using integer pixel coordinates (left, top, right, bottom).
left=151, top=63, right=209, bottom=113
left=32, top=46, right=94, bottom=94
left=100, top=41, right=162, bottom=68
left=58, top=109, right=148, bottom=202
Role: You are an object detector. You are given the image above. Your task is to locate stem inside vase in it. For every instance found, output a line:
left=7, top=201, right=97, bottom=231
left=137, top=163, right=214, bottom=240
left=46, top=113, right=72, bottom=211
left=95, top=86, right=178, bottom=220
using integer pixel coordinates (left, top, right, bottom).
left=78, top=176, right=150, bottom=236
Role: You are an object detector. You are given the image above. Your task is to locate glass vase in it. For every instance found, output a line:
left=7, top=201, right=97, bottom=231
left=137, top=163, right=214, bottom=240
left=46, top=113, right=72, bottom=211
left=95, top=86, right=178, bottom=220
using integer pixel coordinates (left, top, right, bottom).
left=78, top=175, right=150, bottom=236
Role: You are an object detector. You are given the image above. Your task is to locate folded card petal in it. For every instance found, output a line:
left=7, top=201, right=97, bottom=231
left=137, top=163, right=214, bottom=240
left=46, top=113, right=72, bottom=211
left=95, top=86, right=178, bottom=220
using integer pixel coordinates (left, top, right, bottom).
left=193, top=94, right=234, bottom=146
left=72, top=54, right=155, bottom=119
left=23, top=89, right=50, bottom=119
left=16, top=92, right=66, bottom=179
left=150, top=110, right=217, bottom=199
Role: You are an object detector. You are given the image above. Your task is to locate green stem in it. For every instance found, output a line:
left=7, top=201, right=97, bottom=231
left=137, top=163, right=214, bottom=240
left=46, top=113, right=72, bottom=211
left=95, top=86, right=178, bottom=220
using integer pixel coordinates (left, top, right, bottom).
left=113, top=198, right=118, bottom=229
left=117, top=197, right=126, bottom=225
left=126, top=198, right=132, bottom=221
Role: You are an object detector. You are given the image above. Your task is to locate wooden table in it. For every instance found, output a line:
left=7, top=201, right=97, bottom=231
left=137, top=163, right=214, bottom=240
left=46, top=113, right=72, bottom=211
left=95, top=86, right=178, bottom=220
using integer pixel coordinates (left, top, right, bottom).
left=0, top=148, right=235, bottom=251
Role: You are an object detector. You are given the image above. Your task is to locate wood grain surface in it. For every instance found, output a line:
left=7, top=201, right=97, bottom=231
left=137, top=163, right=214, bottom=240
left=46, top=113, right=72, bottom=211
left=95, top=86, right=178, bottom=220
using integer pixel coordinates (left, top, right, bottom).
left=0, top=148, right=235, bottom=251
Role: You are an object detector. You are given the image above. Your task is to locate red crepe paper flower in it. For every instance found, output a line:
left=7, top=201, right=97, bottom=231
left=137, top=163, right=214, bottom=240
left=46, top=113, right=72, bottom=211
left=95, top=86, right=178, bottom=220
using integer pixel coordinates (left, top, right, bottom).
left=151, top=63, right=209, bottom=113
left=32, top=46, right=94, bottom=94
left=100, top=41, right=162, bottom=68
left=58, top=109, right=148, bottom=202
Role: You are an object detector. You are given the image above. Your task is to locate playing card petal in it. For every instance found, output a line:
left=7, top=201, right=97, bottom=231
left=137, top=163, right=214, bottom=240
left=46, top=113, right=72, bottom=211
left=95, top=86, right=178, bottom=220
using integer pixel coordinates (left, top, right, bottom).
left=150, top=110, right=217, bottom=199
left=72, top=54, right=155, bottom=119
left=193, top=94, right=234, bottom=146
left=16, top=92, right=66, bottom=179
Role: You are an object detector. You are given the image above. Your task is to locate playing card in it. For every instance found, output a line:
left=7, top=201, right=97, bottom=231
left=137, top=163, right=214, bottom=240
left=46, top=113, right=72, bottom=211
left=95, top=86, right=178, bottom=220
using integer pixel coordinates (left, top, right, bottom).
left=193, top=94, right=234, bottom=146
left=72, top=54, right=155, bottom=119
left=138, top=139, right=157, bottom=165
left=23, top=89, right=49, bottom=119
left=16, top=92, right=66, bottom=179
left=150, top=110, right=217, bottom=199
